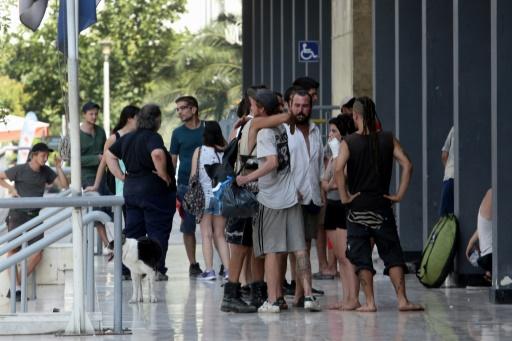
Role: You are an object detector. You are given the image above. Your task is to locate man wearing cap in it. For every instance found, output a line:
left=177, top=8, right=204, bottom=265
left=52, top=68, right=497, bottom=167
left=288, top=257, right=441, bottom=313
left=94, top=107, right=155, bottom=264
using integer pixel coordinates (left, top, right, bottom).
left=0, top=143, right=68, bottom=301
left=237, top=89, right=320, bottom=313
left=80, top=101, right=109, bottom=247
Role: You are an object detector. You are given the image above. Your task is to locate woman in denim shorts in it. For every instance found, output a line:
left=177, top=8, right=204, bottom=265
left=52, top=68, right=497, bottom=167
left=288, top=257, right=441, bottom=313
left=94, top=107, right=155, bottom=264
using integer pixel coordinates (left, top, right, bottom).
left=190, top=121, right=230, bottom=281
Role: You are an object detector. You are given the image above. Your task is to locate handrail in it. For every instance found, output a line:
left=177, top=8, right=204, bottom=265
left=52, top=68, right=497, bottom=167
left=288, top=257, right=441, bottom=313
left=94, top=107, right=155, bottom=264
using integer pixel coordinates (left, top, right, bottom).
left=0, top=211, right=111, bottom=273
left=0, top=195, right=124, bottom=209
left=0, top=189, right=72, bottom=244
left=0, top=194, right=124, bottom=333
left=0, top=208, right=73, bottom=257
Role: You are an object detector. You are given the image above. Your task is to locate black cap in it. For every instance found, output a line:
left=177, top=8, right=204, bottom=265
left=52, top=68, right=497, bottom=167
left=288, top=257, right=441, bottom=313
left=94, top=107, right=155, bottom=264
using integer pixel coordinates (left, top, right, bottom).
left=82, top=101, right=100, bottom=113
left=248, top=89, right=280, bottom=114
left=31, top=142, right=53, bottom=153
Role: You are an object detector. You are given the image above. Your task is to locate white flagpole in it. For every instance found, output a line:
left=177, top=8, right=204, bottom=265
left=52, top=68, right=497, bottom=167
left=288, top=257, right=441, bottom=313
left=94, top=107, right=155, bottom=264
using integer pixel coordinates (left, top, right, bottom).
left=64, top=0, right=94, bottom=334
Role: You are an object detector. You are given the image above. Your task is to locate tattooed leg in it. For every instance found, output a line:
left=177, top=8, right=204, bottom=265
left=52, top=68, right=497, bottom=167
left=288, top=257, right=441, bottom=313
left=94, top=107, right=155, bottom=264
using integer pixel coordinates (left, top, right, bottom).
left=295, top=250, right=313, bottom=296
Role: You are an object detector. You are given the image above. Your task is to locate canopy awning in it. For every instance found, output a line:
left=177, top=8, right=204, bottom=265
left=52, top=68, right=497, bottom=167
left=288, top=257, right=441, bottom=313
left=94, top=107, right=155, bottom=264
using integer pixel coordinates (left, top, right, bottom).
left=0, top=115, right=49, bottom=142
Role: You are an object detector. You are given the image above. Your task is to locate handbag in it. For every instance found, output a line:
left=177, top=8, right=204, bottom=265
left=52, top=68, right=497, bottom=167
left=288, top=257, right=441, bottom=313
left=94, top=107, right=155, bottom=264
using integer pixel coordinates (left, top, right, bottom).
left=183, top=147, right=205, bottom=223
left=221, top=181, right=259, bottom=217
left=221, top=142, right=258, bottom=218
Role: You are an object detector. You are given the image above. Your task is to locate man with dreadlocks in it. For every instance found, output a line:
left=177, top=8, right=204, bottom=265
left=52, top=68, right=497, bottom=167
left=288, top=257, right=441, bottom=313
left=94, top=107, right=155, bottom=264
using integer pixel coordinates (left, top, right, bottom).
left=334, top=96, right=423, bottom=312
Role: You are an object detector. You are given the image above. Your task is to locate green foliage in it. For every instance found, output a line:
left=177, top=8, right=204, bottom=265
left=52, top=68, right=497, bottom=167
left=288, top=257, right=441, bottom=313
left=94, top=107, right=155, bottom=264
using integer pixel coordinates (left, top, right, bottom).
left=0, top=76, right=31, bottom=117
left=150, top=14, right=242, bottom=121
left=0, top=0, right=186, bottom=133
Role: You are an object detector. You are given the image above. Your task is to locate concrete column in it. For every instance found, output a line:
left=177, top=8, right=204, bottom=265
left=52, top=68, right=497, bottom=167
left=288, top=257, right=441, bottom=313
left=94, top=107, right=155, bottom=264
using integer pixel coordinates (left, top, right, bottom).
left=395, top=0, right=423, bottom=260
left=453, top=0, right=491, bottom=284
left=421, top=0, right=453, bottom=241
left=331, top=0, right=372, bottom=105
left=490, top=0, right=512, bottom=303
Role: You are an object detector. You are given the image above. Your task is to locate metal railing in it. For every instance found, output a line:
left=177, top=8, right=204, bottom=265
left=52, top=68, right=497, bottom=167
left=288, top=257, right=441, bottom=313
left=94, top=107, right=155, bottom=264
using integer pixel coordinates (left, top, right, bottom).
left=0, top=194, right=124, bottom=334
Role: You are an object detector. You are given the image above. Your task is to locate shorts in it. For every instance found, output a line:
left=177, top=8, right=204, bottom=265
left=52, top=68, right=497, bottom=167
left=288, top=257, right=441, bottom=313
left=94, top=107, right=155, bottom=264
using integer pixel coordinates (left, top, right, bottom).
left=317, top=204, right=326, bottom=225
left=225, top=217, right=253, bottom=247
left=346, top=207, right=405, bottom=275
left=177, top=184, right=197, bottom=234
left=253, top=204, right=306, bottom=257
left=302, top=203, right=321, bottom=241
left=324, top=200, right=346, bottom=230
left=440, top=178, right=454, bottom=216
left=204, top=196, right=222, bottom=216
left=478, top=253, right=492, bottom=272
left=7, top=209, right=42, bottom=252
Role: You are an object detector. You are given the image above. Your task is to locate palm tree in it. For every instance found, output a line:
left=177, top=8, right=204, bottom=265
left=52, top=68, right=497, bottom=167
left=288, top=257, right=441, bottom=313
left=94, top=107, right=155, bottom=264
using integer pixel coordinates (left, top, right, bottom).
left=151, top=14, right=242, bottom=121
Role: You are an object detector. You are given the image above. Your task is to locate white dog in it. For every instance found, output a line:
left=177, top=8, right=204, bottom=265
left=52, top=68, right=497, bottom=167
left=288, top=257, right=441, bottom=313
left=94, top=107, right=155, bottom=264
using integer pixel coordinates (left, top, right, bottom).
left=105, top=235, right=162, bottom=303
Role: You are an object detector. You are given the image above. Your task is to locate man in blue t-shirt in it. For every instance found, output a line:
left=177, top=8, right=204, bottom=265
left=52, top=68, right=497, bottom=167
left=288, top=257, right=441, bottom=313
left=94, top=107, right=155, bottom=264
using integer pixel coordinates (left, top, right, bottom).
left=170, top=95, right=205, bottom=277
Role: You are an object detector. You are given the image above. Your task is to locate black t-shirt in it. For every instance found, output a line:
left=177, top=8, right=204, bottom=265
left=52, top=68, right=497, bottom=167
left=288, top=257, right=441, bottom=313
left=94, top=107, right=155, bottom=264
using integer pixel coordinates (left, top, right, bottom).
left=109, top=129, right=176, bottom=196
left=344, top=131, right=394, bottom=210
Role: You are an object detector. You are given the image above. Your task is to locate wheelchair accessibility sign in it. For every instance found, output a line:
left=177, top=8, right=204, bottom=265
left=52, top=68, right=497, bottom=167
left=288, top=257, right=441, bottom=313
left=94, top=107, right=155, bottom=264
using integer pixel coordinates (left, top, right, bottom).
left=298, top=41, right=319, bottom=62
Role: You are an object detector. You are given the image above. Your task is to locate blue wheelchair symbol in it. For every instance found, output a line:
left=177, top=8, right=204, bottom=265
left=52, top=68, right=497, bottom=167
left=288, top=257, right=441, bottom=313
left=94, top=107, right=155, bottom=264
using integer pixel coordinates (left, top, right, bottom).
left=298, top=41, right=319, bottom=62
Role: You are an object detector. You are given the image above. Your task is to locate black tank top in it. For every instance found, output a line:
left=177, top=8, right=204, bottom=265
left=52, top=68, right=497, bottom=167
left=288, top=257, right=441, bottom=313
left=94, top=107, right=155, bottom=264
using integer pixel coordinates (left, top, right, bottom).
left=344, top=131, right=394, bottom=210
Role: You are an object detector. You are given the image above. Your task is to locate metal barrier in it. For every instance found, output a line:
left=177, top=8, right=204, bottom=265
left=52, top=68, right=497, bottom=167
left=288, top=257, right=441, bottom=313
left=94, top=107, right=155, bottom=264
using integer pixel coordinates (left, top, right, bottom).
left=312, top=105, right=341, bottom=142
left=0, top=194, right=124, bottom=334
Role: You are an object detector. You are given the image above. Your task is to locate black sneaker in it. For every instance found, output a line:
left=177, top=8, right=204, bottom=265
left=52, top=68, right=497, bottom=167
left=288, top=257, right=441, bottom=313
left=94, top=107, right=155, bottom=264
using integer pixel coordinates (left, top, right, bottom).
left=6, top=289, right=22, bottom=302
left=282, top=280, right=295, bottom=296
left=189, top=262, right=203, bottom=277
left=312, top=287, right=324, bottom=295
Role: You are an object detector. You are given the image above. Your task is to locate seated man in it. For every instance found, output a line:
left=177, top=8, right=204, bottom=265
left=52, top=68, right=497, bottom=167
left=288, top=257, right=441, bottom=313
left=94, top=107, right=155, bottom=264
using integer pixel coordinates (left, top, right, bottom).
left=466, top=189, right=492, bottom=281
left=0, top=143, right=69, bottom=300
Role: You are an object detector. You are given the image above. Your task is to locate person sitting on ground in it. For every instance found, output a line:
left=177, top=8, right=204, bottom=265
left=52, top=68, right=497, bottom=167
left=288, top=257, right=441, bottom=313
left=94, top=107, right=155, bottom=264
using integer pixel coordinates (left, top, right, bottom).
left=466, top=188, right=492, bottom=282
left=0, top=143, right=69, bottom=301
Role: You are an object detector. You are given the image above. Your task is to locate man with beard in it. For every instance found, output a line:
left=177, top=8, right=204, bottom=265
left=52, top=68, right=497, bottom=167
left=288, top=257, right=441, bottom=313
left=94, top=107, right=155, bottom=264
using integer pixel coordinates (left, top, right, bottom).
left=285, top=89, right=324, bottom=305
left=170, top=96, right=204, bottom=278
left=237, top=89, right=320, bottom=313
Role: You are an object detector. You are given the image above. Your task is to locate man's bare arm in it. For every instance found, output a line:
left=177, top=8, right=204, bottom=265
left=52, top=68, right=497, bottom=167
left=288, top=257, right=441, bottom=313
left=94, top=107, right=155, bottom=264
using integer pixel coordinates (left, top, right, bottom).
left=236, top=155, right=278, bottom=186
left=384, top=137, right=413, bottom=202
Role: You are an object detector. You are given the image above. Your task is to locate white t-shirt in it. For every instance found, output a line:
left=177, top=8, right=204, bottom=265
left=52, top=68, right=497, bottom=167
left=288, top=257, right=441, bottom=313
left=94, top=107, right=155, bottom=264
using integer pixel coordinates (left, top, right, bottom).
left=256, top=125, right=297, bottom=209
left=198, top=145, right=223, bottom=207
left=285, top=123, right=323, bottom=206
left=477, top=212, right=492, bottom=256
left=442, top=127, right=454, bottom=181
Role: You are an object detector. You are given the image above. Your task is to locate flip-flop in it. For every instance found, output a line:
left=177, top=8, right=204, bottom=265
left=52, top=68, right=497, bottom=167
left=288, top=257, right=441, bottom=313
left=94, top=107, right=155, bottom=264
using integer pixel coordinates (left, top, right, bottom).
left=312, top=272, right=335, bottom=280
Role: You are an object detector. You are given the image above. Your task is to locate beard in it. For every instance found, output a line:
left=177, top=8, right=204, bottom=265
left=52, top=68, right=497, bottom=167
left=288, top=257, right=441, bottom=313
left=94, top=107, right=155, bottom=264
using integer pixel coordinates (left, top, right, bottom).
left=295, top=112, right=310, bottom=125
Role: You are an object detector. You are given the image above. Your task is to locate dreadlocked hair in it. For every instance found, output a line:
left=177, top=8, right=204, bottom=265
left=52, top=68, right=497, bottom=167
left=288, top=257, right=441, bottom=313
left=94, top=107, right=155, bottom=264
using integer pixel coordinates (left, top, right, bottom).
left=354, top=96, right=380, bottom=175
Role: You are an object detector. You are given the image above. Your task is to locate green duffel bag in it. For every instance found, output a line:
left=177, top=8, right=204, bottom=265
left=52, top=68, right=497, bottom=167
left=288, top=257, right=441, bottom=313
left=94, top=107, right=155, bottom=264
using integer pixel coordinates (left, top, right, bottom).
left=416, top=214, right=459, bottom=288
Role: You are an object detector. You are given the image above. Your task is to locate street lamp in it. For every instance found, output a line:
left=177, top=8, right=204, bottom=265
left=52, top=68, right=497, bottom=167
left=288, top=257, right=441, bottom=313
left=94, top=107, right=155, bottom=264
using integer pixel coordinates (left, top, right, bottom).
left=101, top=40, right=112, bottom=134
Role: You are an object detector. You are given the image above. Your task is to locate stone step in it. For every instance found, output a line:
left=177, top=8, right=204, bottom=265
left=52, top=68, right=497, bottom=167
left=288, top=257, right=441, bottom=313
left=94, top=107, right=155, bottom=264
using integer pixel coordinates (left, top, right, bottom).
left=0, top=311, right=102, bottom=335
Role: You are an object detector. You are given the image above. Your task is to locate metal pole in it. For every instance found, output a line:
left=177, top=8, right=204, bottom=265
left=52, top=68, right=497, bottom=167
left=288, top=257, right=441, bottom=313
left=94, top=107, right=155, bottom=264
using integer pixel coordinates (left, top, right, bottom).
left=87, top=216, right=94, bottom=312
left=113, top=205, right=123, bottom=334
left=102, top=48, right=110, bottom=134
left=65, top=0, right=92, bottom=333
left=20, top=241, right=28, bottom=312
left=10, top=264, right=16, bottom=313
